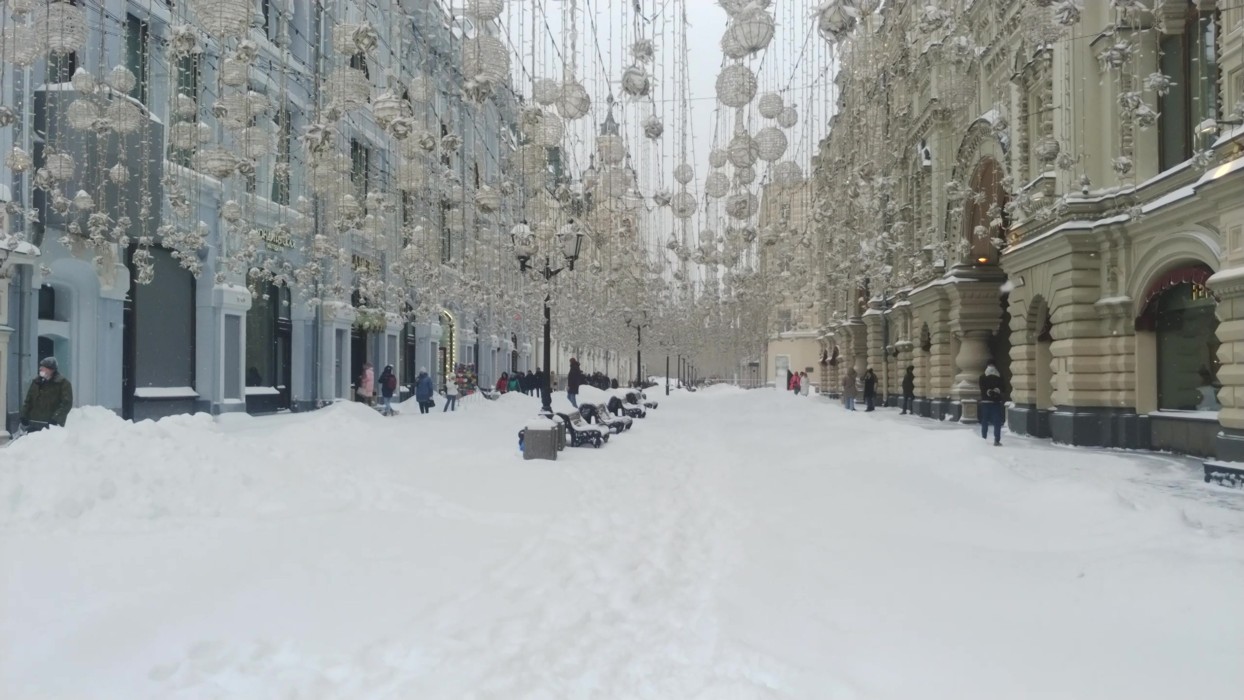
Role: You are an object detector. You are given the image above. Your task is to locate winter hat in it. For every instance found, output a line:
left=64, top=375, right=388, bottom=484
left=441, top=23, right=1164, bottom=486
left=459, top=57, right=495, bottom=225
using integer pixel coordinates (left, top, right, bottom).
left=39, top=356, right=58, bottom=372
left=985, top=363, right=1000, bottom=376
left=419, top=366, right=427, bottom=374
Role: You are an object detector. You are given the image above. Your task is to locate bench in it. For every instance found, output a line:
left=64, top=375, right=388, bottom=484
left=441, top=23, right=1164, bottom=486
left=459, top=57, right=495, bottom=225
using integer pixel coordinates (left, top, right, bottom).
left=1204, top=461, right=1244, bottom=488
left=580, top=403, right=631, bottom=433
left=556, top=411, right=609, bottom=447
left=609, top=395, right=645, bottom=419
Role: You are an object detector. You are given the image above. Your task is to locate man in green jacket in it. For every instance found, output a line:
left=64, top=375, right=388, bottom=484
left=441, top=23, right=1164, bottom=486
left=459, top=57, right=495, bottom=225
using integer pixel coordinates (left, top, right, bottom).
left=21, top=357, right=73, bottom=430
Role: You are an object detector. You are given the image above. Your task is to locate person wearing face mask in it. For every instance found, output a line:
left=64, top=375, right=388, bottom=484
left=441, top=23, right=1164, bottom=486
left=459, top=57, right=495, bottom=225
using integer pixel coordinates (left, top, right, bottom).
left=21, top=357, right=73, bottom=431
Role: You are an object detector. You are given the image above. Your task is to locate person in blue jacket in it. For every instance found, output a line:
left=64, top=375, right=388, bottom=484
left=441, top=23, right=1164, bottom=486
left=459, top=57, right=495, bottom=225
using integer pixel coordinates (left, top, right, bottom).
left=414, top=367, right=435, bottom=414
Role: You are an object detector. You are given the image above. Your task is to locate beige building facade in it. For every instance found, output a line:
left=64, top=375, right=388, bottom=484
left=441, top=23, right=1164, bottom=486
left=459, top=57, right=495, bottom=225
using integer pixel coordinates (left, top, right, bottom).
left=809, top=1, right=1244, bottom=458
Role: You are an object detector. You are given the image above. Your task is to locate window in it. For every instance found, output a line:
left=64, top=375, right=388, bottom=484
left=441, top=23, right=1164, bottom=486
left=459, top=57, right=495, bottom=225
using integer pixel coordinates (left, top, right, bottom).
left=350, top=138, right=370, bottom=198
left=171, top=54, right=199, bottom=166
left=1158, top=2, right=1220, bottom=170
left=349, top=52, right=369, bottom=79
left=272, top=108, right=292, bottom=204
left=1138, top=266, right=1220, bottom=411
left=125, top=14, right=150, bottom=106
left=47, top=51, right=77, bottom=84
left=260, top=0, right=273, bottom=40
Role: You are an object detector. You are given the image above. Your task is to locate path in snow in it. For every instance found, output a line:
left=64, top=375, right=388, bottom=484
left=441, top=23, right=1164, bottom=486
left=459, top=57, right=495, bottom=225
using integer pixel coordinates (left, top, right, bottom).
left=1, top=386, right=1242, bottom=699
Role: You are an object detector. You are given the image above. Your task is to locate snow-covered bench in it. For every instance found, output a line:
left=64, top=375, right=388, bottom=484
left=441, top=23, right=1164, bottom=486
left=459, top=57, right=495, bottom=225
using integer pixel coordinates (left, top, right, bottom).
left=556, top=411, right=609, bottom=448
left=580, top=403, right=631, bottom=433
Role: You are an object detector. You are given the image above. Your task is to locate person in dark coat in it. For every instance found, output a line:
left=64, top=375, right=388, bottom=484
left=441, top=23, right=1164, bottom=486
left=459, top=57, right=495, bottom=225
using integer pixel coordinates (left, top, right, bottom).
left=901, top=366, right=916, bottom=415
left=414, top=367, right=435, bottom=414
left=21, top=356, right=73, bottom=430
left=566, top=357, right=585, bottom=408
left=979, top=361, right=1006, bottom=446
left=378, top=365, right=397, bottom=416
left=862, top=368, right=878, bottom=411
left=523, top=370, right=535, bottom=395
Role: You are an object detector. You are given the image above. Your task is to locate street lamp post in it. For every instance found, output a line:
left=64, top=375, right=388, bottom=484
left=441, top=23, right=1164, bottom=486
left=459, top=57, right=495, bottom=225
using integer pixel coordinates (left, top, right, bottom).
left=512, top=220, right=583, bottom=417
left=624, top=309, right=649, bottom=388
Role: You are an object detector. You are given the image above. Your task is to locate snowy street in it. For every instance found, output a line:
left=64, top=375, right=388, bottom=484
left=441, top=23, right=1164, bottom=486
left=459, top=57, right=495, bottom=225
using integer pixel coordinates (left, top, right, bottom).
left=2, top=386, right=1242, bottom=698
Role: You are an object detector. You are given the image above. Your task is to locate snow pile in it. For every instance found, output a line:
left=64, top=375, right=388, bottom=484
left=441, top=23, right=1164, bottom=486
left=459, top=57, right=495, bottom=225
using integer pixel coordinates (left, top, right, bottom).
left=2, top=387, right=1242, bottom=698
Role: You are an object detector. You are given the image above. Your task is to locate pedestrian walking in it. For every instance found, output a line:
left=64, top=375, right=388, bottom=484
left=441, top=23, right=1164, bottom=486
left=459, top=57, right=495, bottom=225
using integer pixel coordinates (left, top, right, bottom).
left=20, top=356, right=73, bottom=432
left=415, top=367, right=434, bottom=414
left=800, top=371, right=811, bottom=396
left=786, top=369, right=794, bottom=393
left=357, top=362, right=375, bottom=406
left=496, top=372, right=509, bottom=395
left=979, top=361, right=1006, bottom=445
left=508, top=373, right=521, bottom=393
left=378, top=364, right=397, bottom=416
left=567, top=357, right=585, bottom=408
left=901, top=365, right=915, bottom=415
left=443, top=374, right=460, bottom=412
left=862, top=368, right=878, bottom=412
left=841, top=367, right=858, bottom=411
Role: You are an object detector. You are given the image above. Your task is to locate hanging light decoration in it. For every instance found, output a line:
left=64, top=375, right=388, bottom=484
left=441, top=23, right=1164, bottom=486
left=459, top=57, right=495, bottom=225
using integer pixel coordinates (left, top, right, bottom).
left=189, top=0, right=253, bottom=40
left=705, top=171, right=730, bottom=198
left=1, top=24, right=44, bottom=67
left=735, top=165, right=756, bottom=185
left=754, top=126, right=788, bottom=162
left=462, top=35, right=511, bottom=99
left=673, top=163, right=695, bottom=185
left=774, top=161, right=805, bottom=188
left=727, top=131, right=759, bottom=168
left=325, top=67, right=370, bottom=111
left=716, top=64, right=758, bottom=108
left=621, top=65, right=651, bottom=98
left=672, top=192, right=698, bottom=219
left=66, top=100, right=99, bottom=131
left=777, top=105, right=799, bottom=128
left=557, top=80, right=591, bottom=120
left=106, top=65, right=137, bottom=93
left=39, top=0, right=88, bottom=56
left=464, top=0, right=505, bottom=22
left=533, top=78, right=561, bottom=106
left=816, top=1, right=859, bottom=43
left=758, top=92, right=784, bottom=119
left=720, top=7, right=775, bottom=59
left=709, top=148, right=729, bottom=168
left=106, top=100, right=145, bottom=134
left=643, top=115, right=664, bottom=140
left=726, top=192, right=759, bottom=220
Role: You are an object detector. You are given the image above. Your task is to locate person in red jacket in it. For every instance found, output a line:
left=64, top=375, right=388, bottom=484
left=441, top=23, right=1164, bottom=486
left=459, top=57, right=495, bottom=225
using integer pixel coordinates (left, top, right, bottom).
left=496, top=372, right=509, bottom=394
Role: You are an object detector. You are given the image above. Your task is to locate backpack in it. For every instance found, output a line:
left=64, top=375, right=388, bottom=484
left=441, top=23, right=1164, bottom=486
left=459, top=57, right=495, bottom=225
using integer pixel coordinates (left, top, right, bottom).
left=384, top=373, right=397, bottom=392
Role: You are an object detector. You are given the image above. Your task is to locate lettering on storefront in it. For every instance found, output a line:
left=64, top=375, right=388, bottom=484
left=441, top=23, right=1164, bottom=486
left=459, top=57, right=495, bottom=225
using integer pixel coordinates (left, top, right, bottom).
left=352, top=254, right=377, bottom=273
left=259, top=228, right=294, bottom=249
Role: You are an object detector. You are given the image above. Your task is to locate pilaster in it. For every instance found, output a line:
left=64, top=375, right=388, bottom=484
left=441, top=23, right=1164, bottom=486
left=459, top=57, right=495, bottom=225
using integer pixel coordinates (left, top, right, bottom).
left=1208, top=266, right=1244, bottom=460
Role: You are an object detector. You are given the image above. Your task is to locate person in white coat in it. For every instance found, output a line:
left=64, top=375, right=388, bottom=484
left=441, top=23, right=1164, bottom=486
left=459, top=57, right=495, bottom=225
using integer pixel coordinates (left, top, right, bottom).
left=800, top=371, right=811, bottom=396
left=443, top=374, right=460, bottom=412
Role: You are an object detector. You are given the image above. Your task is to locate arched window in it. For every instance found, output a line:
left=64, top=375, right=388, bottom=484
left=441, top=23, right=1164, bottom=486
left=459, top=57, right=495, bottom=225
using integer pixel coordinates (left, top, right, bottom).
left=1137, top=265, right=1220, bottom=410
left=963, top=157, right=1008, bottom=264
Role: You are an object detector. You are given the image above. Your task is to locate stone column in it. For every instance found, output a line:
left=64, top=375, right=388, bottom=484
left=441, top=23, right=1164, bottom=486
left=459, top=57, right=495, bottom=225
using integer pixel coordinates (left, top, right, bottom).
left=951, top=330, right=992, bottom=423
left=946, top=265, right=1008, bottom=423
left=863, top=298, right=886, bottom=379
left=1209, top=267, right=1244, bottom=460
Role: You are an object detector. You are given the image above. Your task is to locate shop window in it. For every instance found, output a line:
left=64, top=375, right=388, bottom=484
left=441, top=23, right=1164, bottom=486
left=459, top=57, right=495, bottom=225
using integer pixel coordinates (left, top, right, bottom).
left=1140, top=270, right=1220, bottom=411
left=246, top=287, right=277, bottom=387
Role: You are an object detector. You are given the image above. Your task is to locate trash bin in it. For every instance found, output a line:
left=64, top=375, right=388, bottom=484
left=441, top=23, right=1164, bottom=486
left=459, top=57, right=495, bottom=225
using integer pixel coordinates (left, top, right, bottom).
left=523, top=419, right=560, bottom=461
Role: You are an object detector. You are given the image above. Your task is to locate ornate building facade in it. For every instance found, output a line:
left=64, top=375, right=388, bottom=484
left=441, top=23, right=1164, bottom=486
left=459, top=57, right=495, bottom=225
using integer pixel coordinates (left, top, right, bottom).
left=812, top=0, right=1244, bottom=458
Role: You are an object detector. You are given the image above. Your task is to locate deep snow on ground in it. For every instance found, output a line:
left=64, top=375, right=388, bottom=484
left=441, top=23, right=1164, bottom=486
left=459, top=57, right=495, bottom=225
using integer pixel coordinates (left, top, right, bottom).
left=2, top=386, right=1242, bottom=699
